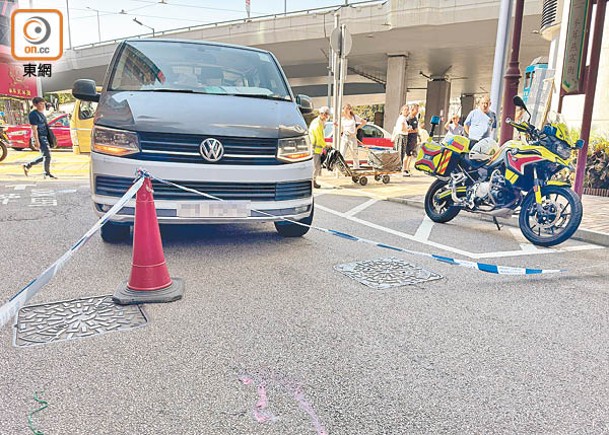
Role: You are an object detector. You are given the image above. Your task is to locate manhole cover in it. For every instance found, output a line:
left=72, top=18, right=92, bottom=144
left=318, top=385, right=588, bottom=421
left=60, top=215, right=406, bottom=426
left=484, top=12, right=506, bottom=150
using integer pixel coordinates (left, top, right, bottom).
left=335, top=257, right=443, bottom=289
left=14, top=295, right=147, bottom=348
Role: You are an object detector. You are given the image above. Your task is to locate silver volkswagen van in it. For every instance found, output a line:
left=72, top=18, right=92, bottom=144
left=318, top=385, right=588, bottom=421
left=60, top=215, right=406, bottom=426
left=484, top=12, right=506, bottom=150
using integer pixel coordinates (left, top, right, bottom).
left=72, top=39, right=314, bottom=242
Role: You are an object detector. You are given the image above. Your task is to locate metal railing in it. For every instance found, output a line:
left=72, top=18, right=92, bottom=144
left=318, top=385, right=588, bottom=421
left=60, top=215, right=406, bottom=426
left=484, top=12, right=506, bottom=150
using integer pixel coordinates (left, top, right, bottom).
left=71, top=0, right=387, bottom=51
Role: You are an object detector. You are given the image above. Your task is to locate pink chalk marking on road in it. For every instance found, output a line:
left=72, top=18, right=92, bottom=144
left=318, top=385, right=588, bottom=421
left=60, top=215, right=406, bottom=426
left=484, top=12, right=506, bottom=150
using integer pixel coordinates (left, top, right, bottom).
left=239, top=373, right=327, bottom=435
left=239, top=376, right=276, bottom=423
left=292, top=386, right=328, bottom=435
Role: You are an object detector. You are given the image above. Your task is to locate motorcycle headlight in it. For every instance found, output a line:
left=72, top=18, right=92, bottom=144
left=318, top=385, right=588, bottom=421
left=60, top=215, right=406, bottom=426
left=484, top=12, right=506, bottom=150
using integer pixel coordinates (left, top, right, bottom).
left=277, top=135, right=312, bottom=162
left=92, top=126, right=139, bottom=156
left=555, top=141, right=572, bottom=160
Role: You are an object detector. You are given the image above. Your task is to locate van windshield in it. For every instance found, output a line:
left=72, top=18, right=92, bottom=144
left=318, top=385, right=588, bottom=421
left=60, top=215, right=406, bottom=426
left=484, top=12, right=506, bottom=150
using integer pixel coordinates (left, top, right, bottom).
left=109, top=41, right=291, bottom=100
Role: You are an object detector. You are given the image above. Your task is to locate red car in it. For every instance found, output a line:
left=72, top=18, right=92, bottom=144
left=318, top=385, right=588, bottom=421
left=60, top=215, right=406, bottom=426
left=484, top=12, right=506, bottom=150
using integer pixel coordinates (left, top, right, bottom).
left=324, top=122, right=394, bottom=148
left=323, top=122, right=394, bottom=165
left=6, top=113, right=73, bottom=150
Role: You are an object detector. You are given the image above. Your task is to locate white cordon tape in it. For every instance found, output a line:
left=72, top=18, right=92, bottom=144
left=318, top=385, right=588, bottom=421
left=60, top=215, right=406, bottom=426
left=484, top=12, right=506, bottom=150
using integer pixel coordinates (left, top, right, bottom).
left=0, top=176, right=145, bottom=330
left=142, top=171, right=565, bottom=276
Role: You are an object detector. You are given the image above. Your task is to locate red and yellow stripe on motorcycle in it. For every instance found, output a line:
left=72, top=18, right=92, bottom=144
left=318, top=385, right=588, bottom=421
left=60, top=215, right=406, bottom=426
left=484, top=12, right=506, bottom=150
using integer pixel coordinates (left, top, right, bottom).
left=437, top=150, right=453, bottom=175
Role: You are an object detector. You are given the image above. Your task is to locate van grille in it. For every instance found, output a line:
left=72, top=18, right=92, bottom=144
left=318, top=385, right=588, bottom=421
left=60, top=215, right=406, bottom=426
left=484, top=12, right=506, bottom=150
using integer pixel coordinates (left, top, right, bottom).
left=95, top=176, right=312, bottom=201
left=131, top=132, right=282, bottom=165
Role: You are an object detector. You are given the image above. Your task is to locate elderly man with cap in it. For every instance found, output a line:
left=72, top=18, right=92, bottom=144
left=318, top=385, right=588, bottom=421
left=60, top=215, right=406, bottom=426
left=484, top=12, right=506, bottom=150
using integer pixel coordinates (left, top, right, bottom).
left=309, top=106, right=331, bottom=189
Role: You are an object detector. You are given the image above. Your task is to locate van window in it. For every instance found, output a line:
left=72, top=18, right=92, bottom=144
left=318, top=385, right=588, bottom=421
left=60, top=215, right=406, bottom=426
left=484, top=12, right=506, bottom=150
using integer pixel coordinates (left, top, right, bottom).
left=109, top=41, right=291, bottom=100
left=78, top=101, right=98, bottom=120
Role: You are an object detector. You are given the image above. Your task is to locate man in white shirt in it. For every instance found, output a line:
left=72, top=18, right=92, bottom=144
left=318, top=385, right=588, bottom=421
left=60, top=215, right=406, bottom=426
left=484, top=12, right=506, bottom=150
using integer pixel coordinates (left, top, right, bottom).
left=464, top=96, right=497, bottom=142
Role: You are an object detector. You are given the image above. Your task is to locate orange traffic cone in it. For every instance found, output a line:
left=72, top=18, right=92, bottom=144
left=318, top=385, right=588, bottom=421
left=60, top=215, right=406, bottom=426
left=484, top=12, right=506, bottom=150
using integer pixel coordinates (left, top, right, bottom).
left=113, top=177, right=184, bottom=305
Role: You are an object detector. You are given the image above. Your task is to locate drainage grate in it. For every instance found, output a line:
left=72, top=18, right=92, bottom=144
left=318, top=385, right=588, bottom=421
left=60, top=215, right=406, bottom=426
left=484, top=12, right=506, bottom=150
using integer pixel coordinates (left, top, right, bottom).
left=335, top=257, right=443, bottom=289
left=14, top=295, right=148, bottom=348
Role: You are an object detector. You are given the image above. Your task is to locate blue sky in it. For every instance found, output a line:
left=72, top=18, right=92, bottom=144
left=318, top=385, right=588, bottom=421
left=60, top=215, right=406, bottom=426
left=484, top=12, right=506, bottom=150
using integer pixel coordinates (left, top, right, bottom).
left=19, top=0, right=366, bottom=47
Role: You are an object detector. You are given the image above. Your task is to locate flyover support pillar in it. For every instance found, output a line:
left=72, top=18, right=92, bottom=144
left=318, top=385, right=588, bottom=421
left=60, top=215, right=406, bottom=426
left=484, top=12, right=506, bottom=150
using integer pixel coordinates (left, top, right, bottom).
left=384, top=54, right=408, bottom=129
left=425, top=79, right=451, bottom=130
left=461, top=94, right=475, bottom=118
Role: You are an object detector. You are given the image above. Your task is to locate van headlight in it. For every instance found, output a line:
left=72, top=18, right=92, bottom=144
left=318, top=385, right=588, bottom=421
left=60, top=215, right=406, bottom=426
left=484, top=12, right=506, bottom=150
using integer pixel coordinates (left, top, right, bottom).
left=277, top=135, right=312, bottom=162
left=92, top=126, right=139, bottom=156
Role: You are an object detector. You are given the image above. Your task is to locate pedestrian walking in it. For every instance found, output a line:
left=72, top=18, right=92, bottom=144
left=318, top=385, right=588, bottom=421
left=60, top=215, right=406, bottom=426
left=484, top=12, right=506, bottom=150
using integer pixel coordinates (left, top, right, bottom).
left=23, top=96, right=57, bottom=179
left=309, top=106, right=331, bottom=189
left=393, top=104, right=409, bottom=162
left=340, top=104, right=365, bottom=169
left=444, top=114, right=464, bottom=136
left=463, top=96, right=497, bottom=144
left=401, top=103, right=419, bottom=177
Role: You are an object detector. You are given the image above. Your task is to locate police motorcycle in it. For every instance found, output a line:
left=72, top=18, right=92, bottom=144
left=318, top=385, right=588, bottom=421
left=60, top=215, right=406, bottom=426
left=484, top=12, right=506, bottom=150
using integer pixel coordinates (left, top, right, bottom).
left=415, top=96, right=584, bottom=247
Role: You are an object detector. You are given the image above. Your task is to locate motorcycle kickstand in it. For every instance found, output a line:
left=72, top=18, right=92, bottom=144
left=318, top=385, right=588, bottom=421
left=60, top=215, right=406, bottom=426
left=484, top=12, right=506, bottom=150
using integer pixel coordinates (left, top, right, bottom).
left=492, top=216, right=502, bottom=231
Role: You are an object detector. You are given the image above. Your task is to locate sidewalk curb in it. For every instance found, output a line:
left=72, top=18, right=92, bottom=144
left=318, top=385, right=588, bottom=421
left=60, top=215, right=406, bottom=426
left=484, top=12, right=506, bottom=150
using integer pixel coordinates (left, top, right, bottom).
left=387, top=197, right=609, bottom=248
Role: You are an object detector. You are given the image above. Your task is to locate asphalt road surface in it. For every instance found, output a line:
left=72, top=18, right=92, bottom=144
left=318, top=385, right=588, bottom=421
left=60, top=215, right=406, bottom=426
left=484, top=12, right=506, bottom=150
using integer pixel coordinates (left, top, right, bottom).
left=1, top=180, right=608, bottom=434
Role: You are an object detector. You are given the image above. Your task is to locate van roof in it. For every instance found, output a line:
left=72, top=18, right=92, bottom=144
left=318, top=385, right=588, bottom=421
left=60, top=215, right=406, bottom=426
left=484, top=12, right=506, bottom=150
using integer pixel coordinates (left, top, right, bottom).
left=122, top=38, right=272, bottom=55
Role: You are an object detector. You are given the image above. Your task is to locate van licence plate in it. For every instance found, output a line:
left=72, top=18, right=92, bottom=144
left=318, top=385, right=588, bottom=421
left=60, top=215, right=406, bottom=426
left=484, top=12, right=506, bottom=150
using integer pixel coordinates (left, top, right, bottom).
left=178, top=201, right=251, bottom=218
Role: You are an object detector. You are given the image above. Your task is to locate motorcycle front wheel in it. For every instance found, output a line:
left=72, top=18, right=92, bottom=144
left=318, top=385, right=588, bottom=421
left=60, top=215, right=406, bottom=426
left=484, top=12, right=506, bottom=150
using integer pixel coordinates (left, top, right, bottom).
left=519, top=185, right=583, bottom=247
left=424, top=179, right=461, bottom=223
left=0, top=141, right=7, bottom=162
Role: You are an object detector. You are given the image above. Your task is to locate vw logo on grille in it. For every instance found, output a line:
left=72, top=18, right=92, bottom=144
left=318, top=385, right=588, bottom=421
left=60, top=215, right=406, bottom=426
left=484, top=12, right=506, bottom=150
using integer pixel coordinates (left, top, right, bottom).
left=199, top=138, right=224, bottom=162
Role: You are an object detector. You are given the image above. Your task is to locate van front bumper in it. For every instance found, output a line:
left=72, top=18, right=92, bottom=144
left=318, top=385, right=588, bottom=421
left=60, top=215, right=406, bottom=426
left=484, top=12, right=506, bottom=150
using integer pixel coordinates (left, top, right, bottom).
left=90, top=154, right=314, bottom=224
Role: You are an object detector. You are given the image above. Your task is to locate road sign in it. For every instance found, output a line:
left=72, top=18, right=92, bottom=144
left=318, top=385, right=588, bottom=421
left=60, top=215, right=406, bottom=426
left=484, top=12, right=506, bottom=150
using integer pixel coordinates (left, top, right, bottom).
left=330, top=26, right=352, bottom=58
left=561, top=0, right=590, bottom=94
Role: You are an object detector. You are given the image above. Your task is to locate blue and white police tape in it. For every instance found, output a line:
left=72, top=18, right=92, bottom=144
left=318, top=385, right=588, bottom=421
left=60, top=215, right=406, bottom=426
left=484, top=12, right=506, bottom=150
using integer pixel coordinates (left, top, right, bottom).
left=145, top=172, right=564, bottom=276
left=0, top=176, right=145, bottom=330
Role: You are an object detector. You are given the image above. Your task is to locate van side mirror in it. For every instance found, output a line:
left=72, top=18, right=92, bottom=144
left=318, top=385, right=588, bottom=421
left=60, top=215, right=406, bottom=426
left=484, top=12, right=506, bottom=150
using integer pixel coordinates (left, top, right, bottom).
left=295, top=94, right=314, bottom=115
left=72, top=79, right=100, bottom=102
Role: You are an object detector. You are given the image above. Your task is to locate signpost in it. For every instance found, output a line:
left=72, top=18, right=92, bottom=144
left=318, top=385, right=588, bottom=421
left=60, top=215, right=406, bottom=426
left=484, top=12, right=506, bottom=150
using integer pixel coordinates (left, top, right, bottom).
left=526, top=68, right=554, bottom=128
left=330, top=24, right=351, bottom=158
left=561, top=0, right=590, bottom=94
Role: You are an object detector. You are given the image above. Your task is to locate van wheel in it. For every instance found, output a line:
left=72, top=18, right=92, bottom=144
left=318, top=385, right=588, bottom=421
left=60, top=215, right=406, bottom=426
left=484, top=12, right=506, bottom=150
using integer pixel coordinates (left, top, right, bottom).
left=101, top=222, right=131, bottom=243
left=274, top=206, right=313, bottom=237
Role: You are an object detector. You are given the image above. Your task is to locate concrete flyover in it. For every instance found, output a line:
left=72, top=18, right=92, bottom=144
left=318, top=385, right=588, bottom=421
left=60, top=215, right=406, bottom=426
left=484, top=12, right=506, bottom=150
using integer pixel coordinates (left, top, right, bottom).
left=48, top=0, right=549, bottom=126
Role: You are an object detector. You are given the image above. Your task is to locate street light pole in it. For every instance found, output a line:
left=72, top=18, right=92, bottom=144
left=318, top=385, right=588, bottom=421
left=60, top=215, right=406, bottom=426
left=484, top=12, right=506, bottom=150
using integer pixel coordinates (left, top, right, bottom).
left=133, top=18, right=156, bottom=37
left=86, top=7, right=101, bottom=42
left=65, top=0, right=72, bottom=49
left=574, top=0, right=607, bottom=196
left=499, top=0, right=525, bottom=145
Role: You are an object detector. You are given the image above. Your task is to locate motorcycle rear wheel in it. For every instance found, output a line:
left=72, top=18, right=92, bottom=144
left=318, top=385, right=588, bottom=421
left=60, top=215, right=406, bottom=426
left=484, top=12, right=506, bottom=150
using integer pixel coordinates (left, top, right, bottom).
left=424, top=179, right=461, bottom=223
left=519, top=186, right=583, bottom=247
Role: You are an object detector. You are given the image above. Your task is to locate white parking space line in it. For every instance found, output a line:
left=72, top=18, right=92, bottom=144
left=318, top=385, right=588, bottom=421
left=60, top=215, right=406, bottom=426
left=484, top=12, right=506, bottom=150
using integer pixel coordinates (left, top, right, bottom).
left=344, top=199, right=378, bottom=217
left=317, top=204, right=477, bottom=258
left=333, top=186, right=389, bottom=200
left=509, top=227, right=541, bottom=252
left=414, top=216, right=435, bottom=242
left=5, top=184, right=36, bottom=191
left=316, top=204, right=604, bottom=259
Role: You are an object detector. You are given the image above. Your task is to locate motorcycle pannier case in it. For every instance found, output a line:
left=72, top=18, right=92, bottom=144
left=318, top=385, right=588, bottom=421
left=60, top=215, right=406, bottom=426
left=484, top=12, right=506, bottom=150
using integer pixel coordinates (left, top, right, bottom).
left=415, top=141, right=459, bottom=176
